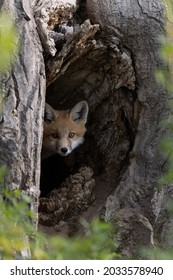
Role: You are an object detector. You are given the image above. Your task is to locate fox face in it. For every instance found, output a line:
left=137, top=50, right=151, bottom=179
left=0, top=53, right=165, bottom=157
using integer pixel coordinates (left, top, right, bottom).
left=42, top=101, right=89, bottom=158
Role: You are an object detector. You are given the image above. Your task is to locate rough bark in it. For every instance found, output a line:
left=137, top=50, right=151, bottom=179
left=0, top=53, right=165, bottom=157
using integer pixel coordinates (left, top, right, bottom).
left=86, top=0, right=168, bottom=257
left=0, top=0, right=46, bottom=212
left=0, top=0, right=171, bottom=258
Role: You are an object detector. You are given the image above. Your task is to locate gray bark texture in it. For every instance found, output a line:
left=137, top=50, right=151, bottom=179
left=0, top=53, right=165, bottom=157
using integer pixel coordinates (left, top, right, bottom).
left=0, top=0, right=171, bottom=258
left=0, top=0, right=46, bottom=212
left=86, top=0, right=170, bottom=257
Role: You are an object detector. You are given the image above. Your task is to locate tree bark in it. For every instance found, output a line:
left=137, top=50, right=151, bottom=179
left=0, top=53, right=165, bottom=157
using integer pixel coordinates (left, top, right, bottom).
left=0, top=0, right=171, bottom=258
left=0, top=0, right=46, bottom=212
left=86, top=0, right=169, bottom=257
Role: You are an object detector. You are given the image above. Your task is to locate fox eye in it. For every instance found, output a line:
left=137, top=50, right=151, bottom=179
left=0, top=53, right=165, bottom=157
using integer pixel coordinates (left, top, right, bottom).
left=69, top=132, right=75, bottom=138
left=51, top=132, right=58, bottom=139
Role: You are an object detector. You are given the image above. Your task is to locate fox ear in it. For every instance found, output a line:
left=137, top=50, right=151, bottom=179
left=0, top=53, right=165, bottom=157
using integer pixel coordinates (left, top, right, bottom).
left=44, top=103, right=55, bottom=122
left=70, top=101, right=89, bottom=124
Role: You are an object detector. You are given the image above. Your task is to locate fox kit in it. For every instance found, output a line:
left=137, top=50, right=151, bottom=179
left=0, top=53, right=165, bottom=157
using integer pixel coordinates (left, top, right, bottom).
left=42, top=101, right=89, bottom=158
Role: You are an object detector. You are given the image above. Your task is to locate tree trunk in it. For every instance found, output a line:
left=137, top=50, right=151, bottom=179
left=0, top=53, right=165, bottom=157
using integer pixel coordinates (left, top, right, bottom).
left=86, top=0, right=169, bottom=257
left=0, top=0, right=46, bottom=212
left=1, top=0, right=171, bottom=258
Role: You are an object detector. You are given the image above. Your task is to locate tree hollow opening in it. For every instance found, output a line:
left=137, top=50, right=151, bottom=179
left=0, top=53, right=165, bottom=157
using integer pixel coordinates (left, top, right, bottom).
left=39, top=34, right=137, bottom=235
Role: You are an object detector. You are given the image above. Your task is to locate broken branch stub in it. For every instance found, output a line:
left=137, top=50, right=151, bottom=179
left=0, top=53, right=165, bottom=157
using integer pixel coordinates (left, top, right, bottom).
left=33, top=0, right=77, bottom=56
left=46, top=19, right=100, bottom=85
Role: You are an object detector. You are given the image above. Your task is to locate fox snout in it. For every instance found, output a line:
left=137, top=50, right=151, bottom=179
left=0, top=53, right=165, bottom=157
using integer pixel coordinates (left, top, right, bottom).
left=61, top=147, right=68, bottom=155
left=55, top=136, right=84, bottom=157
left=42, top=101, right=88, bottom=159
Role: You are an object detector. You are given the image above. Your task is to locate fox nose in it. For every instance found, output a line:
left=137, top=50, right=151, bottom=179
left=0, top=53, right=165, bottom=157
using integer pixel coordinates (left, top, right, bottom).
left=61, top=147, right=68, bottom=154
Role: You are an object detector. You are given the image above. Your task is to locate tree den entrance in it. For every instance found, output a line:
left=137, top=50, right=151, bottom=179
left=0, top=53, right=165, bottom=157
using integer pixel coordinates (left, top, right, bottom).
left=39, top=38, right=137, bottom=235
left=35, top=0, right=139, bottom=237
